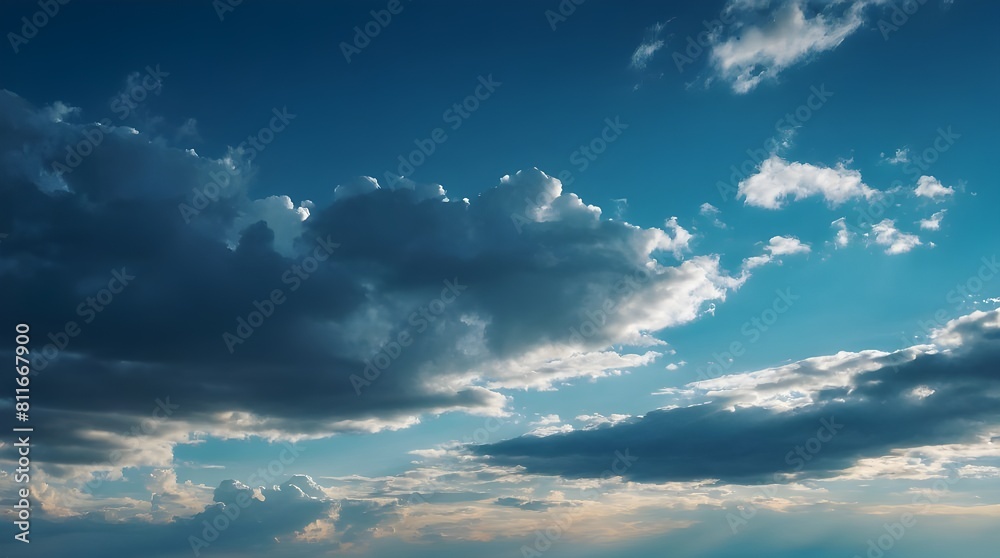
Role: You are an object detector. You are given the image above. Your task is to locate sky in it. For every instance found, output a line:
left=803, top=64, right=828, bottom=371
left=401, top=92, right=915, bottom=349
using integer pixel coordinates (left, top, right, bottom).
left=1, top=0, right=999, bottom=556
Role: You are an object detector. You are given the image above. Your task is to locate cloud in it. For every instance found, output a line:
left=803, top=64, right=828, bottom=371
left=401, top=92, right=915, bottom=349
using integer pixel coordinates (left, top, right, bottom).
left=831, top=217, right=852, bottom=248
left=871, top=219, right=922, bottom=254
left=699, top=202, right=727, bottom=228
left=0, top=91, right=749, bottom=484
left=883, top=147, right=909, bottom=164
left=738, top=155, right=877, bottom=209
left=919, top=210, right=947, bottom=231
left=743, top=235, right=811, bottom=270
left=914, top=175, right=955, bottom=201
left=630, top=22, right=668, bottom=70
left=473, top=308, right=1000, bottom=483
left=710, top=0, right=871, bottom=93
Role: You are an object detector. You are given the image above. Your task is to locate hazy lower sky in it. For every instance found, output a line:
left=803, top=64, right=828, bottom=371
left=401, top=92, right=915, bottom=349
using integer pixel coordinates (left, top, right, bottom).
left=1, top=1, right=999, bottom=557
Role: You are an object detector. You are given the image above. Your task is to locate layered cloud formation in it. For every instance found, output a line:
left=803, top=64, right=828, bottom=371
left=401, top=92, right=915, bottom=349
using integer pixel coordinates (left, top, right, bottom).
left=474, top=309, right=1000, bottom=483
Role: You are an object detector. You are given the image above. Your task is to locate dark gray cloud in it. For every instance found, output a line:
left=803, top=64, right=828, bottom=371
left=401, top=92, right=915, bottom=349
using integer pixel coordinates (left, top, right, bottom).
left=473, top=309, right=1000, bottom=483
left=0, top=89, right=737, bottom=475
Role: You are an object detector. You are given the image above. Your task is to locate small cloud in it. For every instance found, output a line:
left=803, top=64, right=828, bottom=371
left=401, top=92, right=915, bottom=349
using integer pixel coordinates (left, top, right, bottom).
left=630, top=21, right=670, bottom=70
left=914, top=175, right=954, bottom=201
left=871, top=219, right=921, bottom=255
left=919, top=210, right=946, bottom=231
left=883, top=147, right=909, bottom=165
left=743, top=235, right=811, bottom=270
left=699, top=202, right=727, bottom=228
left=831, top=217, right=852, bottom=248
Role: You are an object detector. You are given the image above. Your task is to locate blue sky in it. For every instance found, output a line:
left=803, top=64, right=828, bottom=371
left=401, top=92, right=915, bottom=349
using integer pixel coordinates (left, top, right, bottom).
left=1, top=0, right=999, bottom=557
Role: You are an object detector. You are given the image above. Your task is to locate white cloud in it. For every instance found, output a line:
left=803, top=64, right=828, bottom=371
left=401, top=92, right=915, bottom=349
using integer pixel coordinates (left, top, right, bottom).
left=883, top=147, right=909, bottom=164
left=914, top=175, right=954, bottom=201
left=743, top=235, right=811, bottom=270
left=710, top=0, right=870, bottom=93
left=831, top=217, right=853, bottom=248
left=630, top=21, right=668, bottom=70
left=919, top=210, right=946, bottom=231
left=228, top=195, right=312, bottom=256
left=871, top=219, right=922, bottom=255
left=699, top=202, right=727, bottom=228
left=738, top=155, right=877, bottom=209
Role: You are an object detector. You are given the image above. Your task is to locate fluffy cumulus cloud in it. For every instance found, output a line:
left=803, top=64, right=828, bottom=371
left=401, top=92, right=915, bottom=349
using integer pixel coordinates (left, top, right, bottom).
left=474, top=308, right=1000, bottom=483
left=0, top=91, right=749, bottom=492
left=914, top=175, right=955, bottom=201
left=710, top=0, right=872, bottom=93
left=738, top=155, right=877, bottom=209
left=871, top=219, right=922, bottom=254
